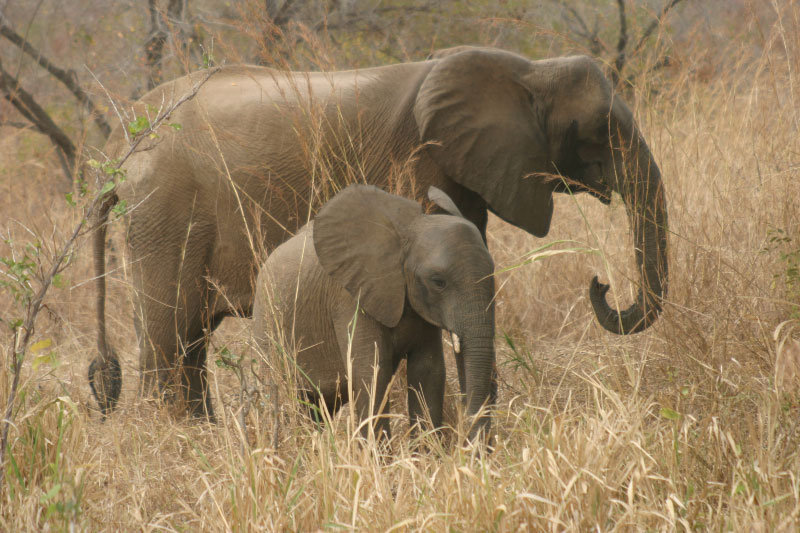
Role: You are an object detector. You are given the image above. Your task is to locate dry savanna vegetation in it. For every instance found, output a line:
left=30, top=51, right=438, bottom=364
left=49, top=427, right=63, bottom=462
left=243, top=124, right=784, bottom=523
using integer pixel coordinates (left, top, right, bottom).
left=2, top=0, right=800, bottom=530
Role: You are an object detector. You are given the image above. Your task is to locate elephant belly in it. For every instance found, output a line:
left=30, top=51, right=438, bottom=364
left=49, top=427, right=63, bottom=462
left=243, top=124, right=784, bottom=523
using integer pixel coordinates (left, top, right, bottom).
left=293, top=339, right=347, bottom=405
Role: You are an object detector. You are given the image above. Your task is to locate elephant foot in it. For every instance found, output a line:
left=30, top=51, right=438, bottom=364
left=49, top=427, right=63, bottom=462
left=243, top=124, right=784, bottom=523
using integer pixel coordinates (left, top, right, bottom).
left=88, top=354, right=122, bottom=418
left=187, top=396, right=216, bottom=423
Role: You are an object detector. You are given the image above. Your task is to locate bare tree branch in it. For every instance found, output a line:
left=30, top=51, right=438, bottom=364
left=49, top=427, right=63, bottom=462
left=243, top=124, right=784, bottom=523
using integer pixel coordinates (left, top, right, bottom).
left=145, top=0, right=185, bottom=90
left=632, top=0, right=687, bottom=55
left=269, top=0, right=298, bottom=28
left=252, top=0, right=300, bottom=66
left=553, top=0, right=688, bottom=88
left=0, top=120, right=35, bottom=129
left=553, top=0, right=606, bottom=55
left=612, top=0, right=628, bottom=85
left=0, top=57, right=76, bottom=183
left=0, top=12, right=111, bottom=138
left=0, top=118, right=71, bottom=179
left=615, top=0, right=687, bottom=86
left=561, top=2, right=591, bottom=36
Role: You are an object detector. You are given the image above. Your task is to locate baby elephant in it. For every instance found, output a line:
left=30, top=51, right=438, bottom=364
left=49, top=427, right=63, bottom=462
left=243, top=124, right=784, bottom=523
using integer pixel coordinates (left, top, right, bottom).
left=252, top=185, right=495, bottom=442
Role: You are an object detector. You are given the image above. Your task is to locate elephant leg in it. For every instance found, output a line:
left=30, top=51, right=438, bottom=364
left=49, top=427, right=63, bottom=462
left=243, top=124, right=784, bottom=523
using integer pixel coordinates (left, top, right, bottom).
left=181, top=312, right=224, bottom=420
left=299, top=387, right=341, bottom=428
left=136, top=304, right=216, bottom=418
left=334, top=316, right=394, bottom=441
left=133, top=288, right=182, bottom=404
left=352, top=347, right=394, bottom=441
left=407, top=328, right=445, bottom=433
left=130, top=247, right=214, bottom=417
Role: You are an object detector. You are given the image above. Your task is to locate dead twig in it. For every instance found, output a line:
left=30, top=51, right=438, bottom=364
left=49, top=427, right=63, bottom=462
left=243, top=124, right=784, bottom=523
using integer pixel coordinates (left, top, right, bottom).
left=612, top=0, right=628, bottom=86
left=632, top=0, right=687, bottom=56
left=0, top=11, right=111, bottom=138
left=145, top=0, right=186, bottom=90
left=0, top=56, right=77, bottom=183
left=552, top=0, right=689, bottom=87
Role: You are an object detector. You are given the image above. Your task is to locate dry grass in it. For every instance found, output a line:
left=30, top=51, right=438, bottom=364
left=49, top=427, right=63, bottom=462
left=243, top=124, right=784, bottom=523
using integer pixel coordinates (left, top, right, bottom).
left=3, top=1, right=800, bottom=530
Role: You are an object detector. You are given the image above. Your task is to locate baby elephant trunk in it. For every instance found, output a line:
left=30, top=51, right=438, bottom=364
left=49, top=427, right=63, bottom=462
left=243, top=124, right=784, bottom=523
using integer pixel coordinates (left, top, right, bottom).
left=455, top=303, right=495, bottom=443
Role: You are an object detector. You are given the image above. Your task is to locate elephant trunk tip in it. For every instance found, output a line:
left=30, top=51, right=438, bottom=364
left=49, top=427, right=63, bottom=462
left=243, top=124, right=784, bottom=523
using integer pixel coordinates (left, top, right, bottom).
left=88, top=352, right=122, bottom=417
left=589, top=275, right=662, bottom=335
left=465, top=410, right=494, bottom=451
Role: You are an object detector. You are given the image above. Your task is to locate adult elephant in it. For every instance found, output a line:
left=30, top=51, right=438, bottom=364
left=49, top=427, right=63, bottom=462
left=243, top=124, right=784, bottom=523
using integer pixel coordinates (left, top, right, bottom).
left=89, top=46, right=669, bottom=418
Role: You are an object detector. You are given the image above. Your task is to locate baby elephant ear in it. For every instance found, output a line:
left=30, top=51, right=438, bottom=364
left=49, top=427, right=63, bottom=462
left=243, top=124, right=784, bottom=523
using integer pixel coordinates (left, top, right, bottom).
left=314, top=185, right=422, bottom=328
left=428, top=186, right=464, bottom=218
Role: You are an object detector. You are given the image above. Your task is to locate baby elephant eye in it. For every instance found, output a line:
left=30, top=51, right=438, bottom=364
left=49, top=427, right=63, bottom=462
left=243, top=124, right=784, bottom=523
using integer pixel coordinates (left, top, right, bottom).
left=430, top=275, right=447, bottom=291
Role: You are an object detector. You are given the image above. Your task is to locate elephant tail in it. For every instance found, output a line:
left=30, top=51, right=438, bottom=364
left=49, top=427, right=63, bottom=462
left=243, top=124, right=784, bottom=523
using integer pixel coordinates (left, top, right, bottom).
left=88, top=191, right=122, bottom=417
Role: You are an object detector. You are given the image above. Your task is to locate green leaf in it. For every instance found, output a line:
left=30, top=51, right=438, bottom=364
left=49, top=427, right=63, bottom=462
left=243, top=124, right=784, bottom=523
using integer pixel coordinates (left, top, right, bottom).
left=33, top=351, right=59, bottom=371
left=169, top=123, right=182, bottom=131
left=502, top=331, right=517, bottom=352
left=100, top=181, right=116, bottom=195
left=52, top=274, right=68, bottom=289
left=660, top=407, right=680, bottom=420
left=112, top=200, right=127, bottom=217
left=64, top=192, right=76, bottom=207
left=31, top=338, right=52, bottom=354
left=127, top=115, right=151, bottom=136
left=87, top=159, right=102, bottom=169
left=40, top=483, right=61, bottom=502
left=215, top=347, right=241, bottom=370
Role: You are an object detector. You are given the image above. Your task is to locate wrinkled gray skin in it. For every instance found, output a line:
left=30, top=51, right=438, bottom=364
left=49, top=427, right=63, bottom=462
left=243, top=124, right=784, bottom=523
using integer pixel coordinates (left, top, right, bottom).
left=90, top=46, right=668, bottom=418
left=253, top=185, right=495, bottom=441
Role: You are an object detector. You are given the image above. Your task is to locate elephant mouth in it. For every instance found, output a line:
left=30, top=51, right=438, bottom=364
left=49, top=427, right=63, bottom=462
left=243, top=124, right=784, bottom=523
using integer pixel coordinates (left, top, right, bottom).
left=551, top=172, right=612, bottom=205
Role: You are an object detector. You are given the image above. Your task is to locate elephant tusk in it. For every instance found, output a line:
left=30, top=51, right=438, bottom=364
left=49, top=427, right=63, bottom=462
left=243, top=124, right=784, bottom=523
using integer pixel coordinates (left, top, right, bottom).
left=451, top=332, right=461, bottom=355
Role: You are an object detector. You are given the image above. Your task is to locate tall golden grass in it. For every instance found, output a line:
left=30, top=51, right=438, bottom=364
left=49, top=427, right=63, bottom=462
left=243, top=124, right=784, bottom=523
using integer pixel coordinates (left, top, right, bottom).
left=2, top=1, right=800, bottom=530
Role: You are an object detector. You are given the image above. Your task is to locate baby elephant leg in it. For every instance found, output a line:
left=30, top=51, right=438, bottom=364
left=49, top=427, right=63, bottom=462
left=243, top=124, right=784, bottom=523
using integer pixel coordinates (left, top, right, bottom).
left=406, top=328, right=445, bottom=434
left=336, top=316, right=395, bottom=442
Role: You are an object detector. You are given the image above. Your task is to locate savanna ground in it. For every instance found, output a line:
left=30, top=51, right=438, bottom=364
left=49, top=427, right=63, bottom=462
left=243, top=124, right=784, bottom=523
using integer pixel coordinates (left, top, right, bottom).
left=2, top=0, right=800, bottom=530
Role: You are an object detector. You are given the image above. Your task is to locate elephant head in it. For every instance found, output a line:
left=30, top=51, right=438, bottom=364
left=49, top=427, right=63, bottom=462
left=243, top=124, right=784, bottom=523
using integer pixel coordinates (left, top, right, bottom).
left=313, top=185, right=496, bottom=439
left=415, top=48, right=668, bottom=334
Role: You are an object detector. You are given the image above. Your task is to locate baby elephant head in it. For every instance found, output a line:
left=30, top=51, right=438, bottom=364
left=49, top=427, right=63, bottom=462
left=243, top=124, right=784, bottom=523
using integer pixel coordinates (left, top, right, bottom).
left=313, top=185, right=495, bottom=438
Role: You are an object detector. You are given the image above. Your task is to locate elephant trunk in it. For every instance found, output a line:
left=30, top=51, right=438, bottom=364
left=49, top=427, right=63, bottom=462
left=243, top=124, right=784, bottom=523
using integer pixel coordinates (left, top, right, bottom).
left=455, top=299, right=496, bottom=442
left=590, top=127, right=668, bottom=334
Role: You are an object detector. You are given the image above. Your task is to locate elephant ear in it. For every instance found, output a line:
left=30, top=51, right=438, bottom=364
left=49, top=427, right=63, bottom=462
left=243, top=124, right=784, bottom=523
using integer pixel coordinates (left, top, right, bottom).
left=313, top=185, right=422, bottom=328
left=427, top=186, right=464, bottom=218
left=414, top=49, right=554, bottom=237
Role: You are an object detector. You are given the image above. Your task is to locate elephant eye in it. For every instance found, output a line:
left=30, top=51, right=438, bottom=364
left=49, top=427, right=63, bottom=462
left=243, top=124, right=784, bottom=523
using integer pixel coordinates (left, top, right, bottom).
left=430, top=275, right=447, bottom=291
